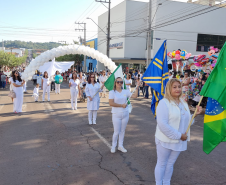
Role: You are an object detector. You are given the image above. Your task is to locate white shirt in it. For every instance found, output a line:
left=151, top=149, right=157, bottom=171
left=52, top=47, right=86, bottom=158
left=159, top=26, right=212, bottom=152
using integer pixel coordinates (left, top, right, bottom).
left=33, top=87, right=39, bottom=96
left=42, top=77, right=50, bottom=85
left=99, top=75, right=108, bottom=84
left=109, top=89, right=132, bottom=113
left=136, top=74, right=142, bottom=79
left=124, top=79, right=132, bottom=90
left=69, top=79, right=80, bottom=90
left=8, top=77, right=13, bottom=91
left=155, top=100, right=194, bottom=151
left=33, top=75, right=37, bottom=80
left=78, top=76, right=86, bottom=84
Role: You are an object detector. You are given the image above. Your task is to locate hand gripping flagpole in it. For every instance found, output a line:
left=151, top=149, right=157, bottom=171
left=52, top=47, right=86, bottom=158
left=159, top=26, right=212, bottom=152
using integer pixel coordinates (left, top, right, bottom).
left=126, top=85, right=138, bottom=104
left=92, top=87, right=102, bottom=99
left=186, top=96, right=203, bottom=133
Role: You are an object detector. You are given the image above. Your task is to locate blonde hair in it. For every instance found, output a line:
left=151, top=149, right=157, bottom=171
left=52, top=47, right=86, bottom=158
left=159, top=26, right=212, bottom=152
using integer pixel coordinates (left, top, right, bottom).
left=164, top=78, right=182, bottom=102
left=113, top=77, right=122, bottom=91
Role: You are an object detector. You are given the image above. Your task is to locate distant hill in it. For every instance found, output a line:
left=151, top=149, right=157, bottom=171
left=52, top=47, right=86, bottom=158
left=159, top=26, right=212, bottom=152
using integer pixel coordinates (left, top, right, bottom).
left=0, top=40, right=62, bottom=50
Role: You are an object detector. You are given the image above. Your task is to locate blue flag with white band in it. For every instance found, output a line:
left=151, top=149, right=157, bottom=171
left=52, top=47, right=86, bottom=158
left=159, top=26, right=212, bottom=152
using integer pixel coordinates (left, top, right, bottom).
left=141, top=40, right=169, bottom=117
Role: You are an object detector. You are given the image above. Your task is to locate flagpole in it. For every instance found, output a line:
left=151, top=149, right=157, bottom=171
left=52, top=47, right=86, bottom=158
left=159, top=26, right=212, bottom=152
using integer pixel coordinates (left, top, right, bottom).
left=126, top=86, right=138, bottom=104
left=92, top=87, right=102, bottom=99
left=186, top=96, right=203, bottom=133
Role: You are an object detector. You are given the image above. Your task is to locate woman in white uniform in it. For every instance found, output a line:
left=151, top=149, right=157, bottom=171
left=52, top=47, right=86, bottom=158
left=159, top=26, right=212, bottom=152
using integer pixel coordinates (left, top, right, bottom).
left=109, top=77, right=140, bottom=153
left=155, top=78, right=202, bottom=185
left=124, top=73, right=132, bottom=92
left=99, top=71, right=108, bottom=98
left=12, top=71, right=25, bottom=113
left=69, top=73, right=80, bottom=110
left=42, top=71, right=51, bottom=102
left=85, top=73, right=104, bottom=125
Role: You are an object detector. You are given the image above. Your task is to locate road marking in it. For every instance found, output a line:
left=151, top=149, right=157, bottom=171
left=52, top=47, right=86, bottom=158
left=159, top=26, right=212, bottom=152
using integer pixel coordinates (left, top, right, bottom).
left=90, top=127, right=111, bottom=149
left=0, top=104, right=4, bottom=112
left=22, top=103, right=27, bottom=112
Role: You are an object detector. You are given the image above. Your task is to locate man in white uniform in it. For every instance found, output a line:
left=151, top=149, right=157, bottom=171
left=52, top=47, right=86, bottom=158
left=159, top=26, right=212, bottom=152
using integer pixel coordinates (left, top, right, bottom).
left=99, top=70, right=108, bottom=98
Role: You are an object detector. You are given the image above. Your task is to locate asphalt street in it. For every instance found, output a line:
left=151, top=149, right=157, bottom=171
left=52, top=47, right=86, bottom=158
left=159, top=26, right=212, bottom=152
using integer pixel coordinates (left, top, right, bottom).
left=0, top=81, right=226, bottom=185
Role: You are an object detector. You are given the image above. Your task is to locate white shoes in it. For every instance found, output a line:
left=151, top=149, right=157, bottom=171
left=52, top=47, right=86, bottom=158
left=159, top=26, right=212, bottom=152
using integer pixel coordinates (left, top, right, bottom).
left=118, top=146, right=127, bottom=153
left=72, top=107, right=74, bottom=110
left=93, top=120, right=96, bottom=125
left=111, top=146, right=127, bottom=153
left=111, top=147, right=116, bottom=153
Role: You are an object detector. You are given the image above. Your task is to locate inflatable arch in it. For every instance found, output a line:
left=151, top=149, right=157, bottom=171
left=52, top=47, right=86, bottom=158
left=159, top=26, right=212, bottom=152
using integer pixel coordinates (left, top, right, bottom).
left=21, top=45, right=117, bottom=81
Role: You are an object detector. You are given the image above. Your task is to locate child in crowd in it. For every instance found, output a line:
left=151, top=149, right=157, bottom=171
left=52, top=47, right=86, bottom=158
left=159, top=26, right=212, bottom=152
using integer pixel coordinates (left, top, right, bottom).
left=81, top=83, right=87, bottom=102
left=33, top=83, right=39, bottom=102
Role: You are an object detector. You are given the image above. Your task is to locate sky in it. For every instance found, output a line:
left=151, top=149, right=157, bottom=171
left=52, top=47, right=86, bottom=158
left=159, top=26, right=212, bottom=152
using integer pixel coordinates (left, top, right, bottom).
left=0, top=0, right=186, bottom=44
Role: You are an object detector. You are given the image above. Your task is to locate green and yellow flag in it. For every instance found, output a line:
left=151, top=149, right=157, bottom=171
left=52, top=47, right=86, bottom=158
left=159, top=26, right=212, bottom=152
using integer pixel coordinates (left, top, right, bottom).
left=200, top=42, right=226, bottom=154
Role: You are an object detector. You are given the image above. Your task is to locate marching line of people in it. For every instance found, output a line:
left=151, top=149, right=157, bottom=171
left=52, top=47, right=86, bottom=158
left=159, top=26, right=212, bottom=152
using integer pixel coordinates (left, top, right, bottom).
left=3, top=69, right=205, bottom=185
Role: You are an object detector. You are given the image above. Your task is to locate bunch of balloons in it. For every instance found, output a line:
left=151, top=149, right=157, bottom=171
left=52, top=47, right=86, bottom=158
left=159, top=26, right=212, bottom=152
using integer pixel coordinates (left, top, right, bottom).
left=21, top=45, right=117, bottom=81
left=167, top=49, right=192, bottom=60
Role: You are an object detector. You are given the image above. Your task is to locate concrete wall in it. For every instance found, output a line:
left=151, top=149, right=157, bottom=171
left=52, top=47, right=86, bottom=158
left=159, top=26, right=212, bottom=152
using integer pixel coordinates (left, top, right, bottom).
left=124, top=1, right=147, bottom=58
left=98, top=0, right=127, bottom=58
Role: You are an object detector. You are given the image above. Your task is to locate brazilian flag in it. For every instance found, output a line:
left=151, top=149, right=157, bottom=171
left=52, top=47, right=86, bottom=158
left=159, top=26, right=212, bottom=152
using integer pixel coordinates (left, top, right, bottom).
left=203, top=98, right=226, bottom=154
left=200, top=42, right=226, bottom=154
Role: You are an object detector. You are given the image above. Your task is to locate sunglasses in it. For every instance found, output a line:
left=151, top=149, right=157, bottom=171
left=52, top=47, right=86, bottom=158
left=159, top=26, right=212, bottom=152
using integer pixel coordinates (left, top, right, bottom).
left=116, top=81, right=123, bottom=84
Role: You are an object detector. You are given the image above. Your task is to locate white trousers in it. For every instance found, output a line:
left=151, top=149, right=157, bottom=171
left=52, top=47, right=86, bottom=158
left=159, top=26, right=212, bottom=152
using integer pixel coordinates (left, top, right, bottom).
left=112, top=111, right=129, bottom=148
left=34, top=95, right=39, bottom=101
left=42, top=84, right=50, bottom=101
left=102, top=86, right=106, bottom=95
left=70, top=88, right=78, bottom=109
left=55, top=83, right=60, bottom=94
left=23, top=82, right=27, bottom=92
left=155, top=144, right=181, bottom=185
left=88, top=110, right=97, bottom=124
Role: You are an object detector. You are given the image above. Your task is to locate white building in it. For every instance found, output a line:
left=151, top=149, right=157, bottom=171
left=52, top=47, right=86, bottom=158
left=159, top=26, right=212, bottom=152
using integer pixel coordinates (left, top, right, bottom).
left=4, top=48, right=24, bottom=57
left=97, top=0, right=226, bottom=72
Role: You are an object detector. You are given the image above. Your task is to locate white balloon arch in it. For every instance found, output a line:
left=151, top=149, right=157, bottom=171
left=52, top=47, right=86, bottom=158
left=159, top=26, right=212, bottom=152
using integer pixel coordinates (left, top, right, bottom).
left=21, top=45, right=117, bottom=81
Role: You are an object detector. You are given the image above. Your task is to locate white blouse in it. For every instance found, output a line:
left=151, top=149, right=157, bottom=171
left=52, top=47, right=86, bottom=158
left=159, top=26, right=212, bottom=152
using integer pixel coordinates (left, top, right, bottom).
left=124, top=79, right=132, bottom=91
left=109, top=89, right=132, bottom=114
left=42, top=77, right=50, bottom=85
left=69, top=79, right=80, bottom=90
left=156, top=100, right=194, bottom=151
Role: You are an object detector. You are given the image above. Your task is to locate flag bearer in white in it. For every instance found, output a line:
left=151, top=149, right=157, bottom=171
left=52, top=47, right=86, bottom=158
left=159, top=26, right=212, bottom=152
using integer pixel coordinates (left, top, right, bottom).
left=109, top=77, right=140, bottom=153
left=99, top=71, right=108, bottom=98
left=154, top=79, right=202, bottom=185
left=69, top=73, right=81, bottom=110
left=42, top=71, right=51, bottom=102
left=33, top=83, right=39, bottom=102
left=85, top=73, right=105, bottom=125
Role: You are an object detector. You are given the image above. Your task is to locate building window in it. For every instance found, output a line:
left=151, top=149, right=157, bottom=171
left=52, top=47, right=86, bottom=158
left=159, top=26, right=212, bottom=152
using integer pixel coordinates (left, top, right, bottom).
left=197, top=34, right=226, bottom=52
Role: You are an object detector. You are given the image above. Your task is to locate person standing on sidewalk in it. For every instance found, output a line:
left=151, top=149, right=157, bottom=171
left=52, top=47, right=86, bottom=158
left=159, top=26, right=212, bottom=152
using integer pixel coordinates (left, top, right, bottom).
left=55, top=71, right=61, bottom=94
left=99, top=70, right=108, bottom=98
left=42, top=71, right=51, bottom=102
left=12, top=71, right=25, bottom=113
left=1, top=73, right=6, bottom=89
left=109, top=77, right=140, bottom=153
left=85, top=73, right=104, bottom=125
left=154, top=78, right=202, bottom=185
left=69, top=73, right=80, bottom=110
left=144, top=82, right=149, bottom=99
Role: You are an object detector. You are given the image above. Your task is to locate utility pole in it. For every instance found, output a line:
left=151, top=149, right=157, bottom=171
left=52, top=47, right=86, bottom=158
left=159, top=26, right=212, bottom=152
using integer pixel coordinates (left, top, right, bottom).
left=95, top=0, right=111, bottom=57
left=75, top=22, right=86, bottom=72
left=146, top=0, right=152, bottom=67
